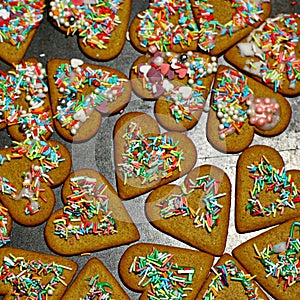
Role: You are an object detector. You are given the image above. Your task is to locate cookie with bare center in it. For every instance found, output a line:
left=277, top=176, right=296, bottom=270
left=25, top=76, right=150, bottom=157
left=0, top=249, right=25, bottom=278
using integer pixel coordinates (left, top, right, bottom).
left=130, top=49, right=217, bottom=131
left=47, top=58, right=131, bottom=143
left=119, top=243, right=214, bottom=300
left=62, top=257, right=130, bottom=300
left=206, top=65, right=291, bottom=153
left=236, top=144, right=300, bottom=233
left=145, top=165, right=231, bottom=256
left=0, top=247, right=77, bottom=299
left=0, top=58, right=53, bottom=142
left=44, top=169, right=140, bottom=256
left=48, top=0, right=132, bottom=61
left=0, top=1, right=45, bottom=65
left=0, top=139, right=71, bottom=226
left=114, top=112, right=197, bottom=200
left=225, top=13, right=300, bottom=96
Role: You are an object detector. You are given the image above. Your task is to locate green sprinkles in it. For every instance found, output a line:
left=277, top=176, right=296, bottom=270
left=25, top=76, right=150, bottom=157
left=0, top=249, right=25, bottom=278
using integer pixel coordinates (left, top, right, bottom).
left=246, top=156, right=300, bottom=217
left=129, top=247, right=195, bottom=299
left=118, top=122, right=184, bottom=185
left=157, top=174, right=225, bottom=232
left=254, top=221, right=300, bottom=291
left=83, top=275, right=113, bottom=299
left=202, top=260, right=264, bottom=300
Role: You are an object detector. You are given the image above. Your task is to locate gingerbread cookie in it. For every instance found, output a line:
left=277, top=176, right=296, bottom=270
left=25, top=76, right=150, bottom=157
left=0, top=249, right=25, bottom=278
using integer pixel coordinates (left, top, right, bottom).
left=129, top=0, right=200, bottom=53
left=0, top=139, right=71, bottom=226
left=233, top=218, right=300, bottom=300
left=0, top=205, right=12, bottom=248
left=196, top=253, right=269, bottom=299
left=0, top=247, right=77, bottom=299
left=62, top=257, right=130, bottom=300
left=225, top=13, right=300, bottom=96
left=236, top=144, right=300, bottom=233
left=114, top=112, right=197, bottom=199
left=0, top=58, right=53, bottom=142
left=145, top=165, right=231, bottom=256
left=44, top=169, right=139, bottom=256
left=48, top=0, right=132, bottom=61
left=206, top=65, right=291, bottom=153
left=47, top=58, right=131, bottom=143
left=119, top=243, right=214, bottom=299
left=131, top=50, right=217, bottom=131
left=190, top=0, right=272, bottom=56
left=0, top=1, right=45, bottom=65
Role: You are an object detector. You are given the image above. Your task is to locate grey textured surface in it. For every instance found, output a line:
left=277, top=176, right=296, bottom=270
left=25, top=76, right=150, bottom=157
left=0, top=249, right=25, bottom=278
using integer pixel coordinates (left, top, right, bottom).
left=0, top=0, right=299, bottom=299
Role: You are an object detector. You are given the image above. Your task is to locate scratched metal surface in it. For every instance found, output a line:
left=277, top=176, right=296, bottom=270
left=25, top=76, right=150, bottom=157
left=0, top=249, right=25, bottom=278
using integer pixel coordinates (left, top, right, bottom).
left=0, top=0, right=299, bottom=299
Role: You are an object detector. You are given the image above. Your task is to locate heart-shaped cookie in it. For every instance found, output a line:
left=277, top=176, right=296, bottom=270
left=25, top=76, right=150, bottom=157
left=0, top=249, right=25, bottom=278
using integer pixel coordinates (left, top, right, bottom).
left=236, top=145, right=300, bottom=233
left=129, top=0, right=200, bottom=53
left=225, top=13, right=300, bottom=96
left=145, top=165, right=231, bottom=256
left=62, top=257, right=130, bottom=300
left=44, top=169, right=140, bottom=256
left=47, top=58, right=131, bottom=143
left=0, top=1, right=45, bottom=65
left=0, top=205, right=12, bottom=248
left=130, top=51, right=217, bottom=131
left=0, top=139, right=71, bottom=226
left=233, top=218, right=300, bottom=300
left=0, top=58, right=53, bottom=142
left=0, top=247, right=77, bottom=299
left=206, top=65, right=291, bottom=153
left=114, top=112, right=197, bottom=200
left=190, top=0, right=271, bottom=56
left=196, top=253, right=269, bottom=299
left=119, top=243, right=214, bottom=300
left=48, top=0, right=132, bottom=60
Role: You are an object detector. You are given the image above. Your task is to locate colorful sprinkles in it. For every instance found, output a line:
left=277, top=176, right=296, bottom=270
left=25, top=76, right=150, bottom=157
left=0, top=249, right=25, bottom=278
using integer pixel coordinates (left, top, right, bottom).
left=54, top=175, right=117, bottom=241
left=194, top=0, right=268, bottom=52
left=118, top=122, right=184, bottom=185
left=202, top=259, right=263, bottom=300
left=54, top=58, right=126, bottom=135
left=157, top=174, right=225, bottom=233
left=238, top=13, right=300, bottom=92
left=136, top=0, right=200, bottom=51
left=129, top=247, right=195, bottom=299
left=136, top=49, right=217, bottom=123
left=83, top=275, right=113, bottom=300
left=0, top=206, right=10, bottom=247
left=254, top=221, right=300, bottom=291
left=0, top=60, right=52, bottom=140
left=49, top=0, right=122, bottom=49
left=0, top=253, right=72, bottom=298
left=0, top=0, right=44, bottom=48
left=246, top=156, right=300, bottom=217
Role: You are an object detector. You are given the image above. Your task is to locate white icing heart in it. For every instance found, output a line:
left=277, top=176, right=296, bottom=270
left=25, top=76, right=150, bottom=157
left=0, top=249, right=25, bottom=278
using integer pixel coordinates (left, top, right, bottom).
left=170, top=58, right=181, bottom=70
left=178, top=86, right=193, bottom=99
left=71, top=58, right=84, bottom=69
left=0, top=9, right=10, bottom=20
left=163, top=79, right=174, bottom=92
left=73, top=109, right=87, bottom=122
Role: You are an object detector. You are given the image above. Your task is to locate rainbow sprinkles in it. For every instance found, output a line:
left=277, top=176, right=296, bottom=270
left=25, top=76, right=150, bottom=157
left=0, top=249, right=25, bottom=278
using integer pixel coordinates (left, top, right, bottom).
left=246, top=156, right=300, bottom=217
left=157, top=174, right=225, bottom=232
left=53, top=175, right=117, bottom=241
left=0, top=0, right=44, bottom=48
left=118, top=122, right=184, bottom=185
left=49, top=0, right=123, bottom=49
left=83, top=275, right=114, bottom=299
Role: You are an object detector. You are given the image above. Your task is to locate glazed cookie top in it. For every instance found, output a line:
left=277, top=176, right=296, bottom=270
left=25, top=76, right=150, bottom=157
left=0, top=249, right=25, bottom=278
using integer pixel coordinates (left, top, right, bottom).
left=0, top=58, right=52, bottom=142
left=225, top=13, right=300, bottom=96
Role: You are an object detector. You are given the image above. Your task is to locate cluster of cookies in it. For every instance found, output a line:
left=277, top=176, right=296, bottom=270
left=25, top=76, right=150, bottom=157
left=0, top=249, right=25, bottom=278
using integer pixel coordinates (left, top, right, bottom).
left=0, top=0, right=299, bottom=299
